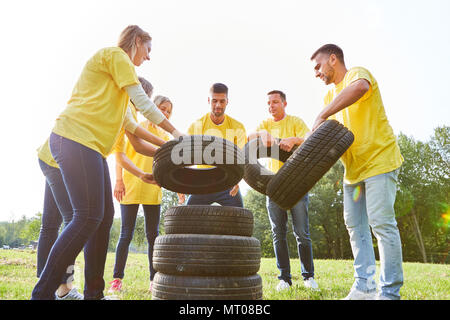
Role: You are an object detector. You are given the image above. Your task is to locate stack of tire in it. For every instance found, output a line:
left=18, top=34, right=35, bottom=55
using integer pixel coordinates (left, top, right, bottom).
left=151, top=135, right=262, bottom=300
left=243, top=119, right=355, bottom=209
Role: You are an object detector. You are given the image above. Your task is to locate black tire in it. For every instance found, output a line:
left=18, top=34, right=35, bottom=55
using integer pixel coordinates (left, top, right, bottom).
left=153, top=234, right=261, bottom=276
left=243, top=138, right=294, bottom=195
left=266, top=120, right=354, bottom=210
left=164, top=205, right=254, bottom=236
left=151, top=273, right=263, bottom=300
left=153, top=135, right=245, bottom=194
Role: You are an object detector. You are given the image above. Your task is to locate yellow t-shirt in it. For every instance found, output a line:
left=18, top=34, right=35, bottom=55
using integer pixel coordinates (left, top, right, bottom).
left=112, top=104, right=138, bottom=155
left=37, top=138, right=58, bottom=168
left=256, top=115, right=310, bottom=173
left=38, top=103, right=139, bottom=168
left=324, top=66, right=403, bottom=184
left=187, top=113, right=247, bottom=169
left=119, top=121, right=170, bottom=205
left=52, top=47, right=140, bottom=157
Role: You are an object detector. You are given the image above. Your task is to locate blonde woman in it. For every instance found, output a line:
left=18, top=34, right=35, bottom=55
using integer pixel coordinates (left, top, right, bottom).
left=109, top=95, right=173, bottom=294
left=35, top=77, right=164, bottom=300
left=31, top=25, right=183, bottom=300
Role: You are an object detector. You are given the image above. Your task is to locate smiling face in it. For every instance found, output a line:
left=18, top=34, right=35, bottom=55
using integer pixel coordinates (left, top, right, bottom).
left=132, top=39, right=151, bottom=66
left=312, top=52, right=336, bottom=85
left=208, top=92, right=228, bottom=118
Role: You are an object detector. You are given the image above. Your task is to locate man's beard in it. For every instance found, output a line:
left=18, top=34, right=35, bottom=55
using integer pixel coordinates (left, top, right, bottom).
left=212, top=109, right=224, bottom=117
left=324, top=63, right=335, bottom=85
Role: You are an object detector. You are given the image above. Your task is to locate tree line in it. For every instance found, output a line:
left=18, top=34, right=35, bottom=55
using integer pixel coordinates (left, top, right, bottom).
left=2, top=126, right=448, bottom=263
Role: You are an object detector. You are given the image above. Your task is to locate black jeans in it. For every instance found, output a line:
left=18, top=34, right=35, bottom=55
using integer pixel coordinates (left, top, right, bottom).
left=267, top=194, right=314, bottom=283
left=37, top=159, right=75, bottom=285
left=113, top=204, right=161, bottom=281
left=31, top=133, right=114, bottom=300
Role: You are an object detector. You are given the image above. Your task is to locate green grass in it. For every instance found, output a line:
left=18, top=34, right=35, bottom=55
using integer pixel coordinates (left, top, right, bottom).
left=0, top=249, right=448, bottom=300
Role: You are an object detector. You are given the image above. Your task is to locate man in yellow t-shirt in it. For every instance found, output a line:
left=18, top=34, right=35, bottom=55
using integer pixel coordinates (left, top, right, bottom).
left=248, top=90, right=318, bottom=291
left=310, top=44, right=403, bottom=300
left=178, top=83, right=246, bottom=207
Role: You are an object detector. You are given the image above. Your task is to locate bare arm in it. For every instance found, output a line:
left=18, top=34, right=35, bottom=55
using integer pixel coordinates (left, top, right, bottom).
left=156, top=118, right=183, bottom=139
left=115, top=152, right=157, bottom=185
left=312, top=79, right=370, bottom=131
left=125, top=84, right=184, bottom=138
left=133, top=125, right=166, bottom=146
left=114, top=162, right=126, bottom=202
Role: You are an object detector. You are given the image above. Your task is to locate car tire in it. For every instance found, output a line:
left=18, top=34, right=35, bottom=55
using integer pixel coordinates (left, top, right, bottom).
left=164, top=205, right=254, bottom=236
left=151, top=273, right=263, bottom=300
left=153, top=135, right=245, bottom=194
left=153, top=234, right=261, bottom=276
left=266, top=120, right=354, bottom=210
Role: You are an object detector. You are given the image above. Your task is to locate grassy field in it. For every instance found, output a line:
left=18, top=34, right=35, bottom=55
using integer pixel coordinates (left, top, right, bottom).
left=0, top=249, right=448, bottom=300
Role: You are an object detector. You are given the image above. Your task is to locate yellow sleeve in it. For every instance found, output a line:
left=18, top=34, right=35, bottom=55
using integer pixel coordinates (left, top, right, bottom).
left=256, top=119, right=268, bottom=132
left=344, top=67, right=374, bottom=102
left=123, top=106, right=138, bottom=134
left=107, top=49, right=140, bottom=89
left=345, top=67, right=373, bottom=86
left=188, top=118, right=204, bottom=135
left=113, top=129, right=126, bottom=154
left=235, top=123, right=247, bottom=149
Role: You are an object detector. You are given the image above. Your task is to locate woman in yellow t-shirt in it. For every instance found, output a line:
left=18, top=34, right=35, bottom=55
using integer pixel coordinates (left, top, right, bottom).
left=109, top=95, right=173, bottom=294
left=32, top=25, right=183, bottom=301
left=35, top=77, right=166, bottom=300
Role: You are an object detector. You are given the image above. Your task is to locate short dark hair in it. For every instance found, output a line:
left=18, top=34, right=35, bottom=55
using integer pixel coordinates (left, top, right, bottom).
left=267, top=90, right=286, bottom=102
left=210, top=83, right=228, bottom=96
left=310, top=44, right=345, bottom=64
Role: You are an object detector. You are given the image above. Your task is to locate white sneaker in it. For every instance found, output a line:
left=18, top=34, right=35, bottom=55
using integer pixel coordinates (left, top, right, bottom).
left=55, top=287, right=84, bottom=300
left=276, top=280, right=291, bottom=291
left=303, top=277, right=319, bottom=290
left=342, top=288, right=376, bottom=300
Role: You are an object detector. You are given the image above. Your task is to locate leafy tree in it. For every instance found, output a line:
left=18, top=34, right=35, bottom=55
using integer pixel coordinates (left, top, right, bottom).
left=244, top=189, right=274, bottom=257
left=243, top=189, right=300, bottom=258
left=133, top=215, right=146, bottom=249
left=395, top=126, right=449, bottom=262
left=20, top=213, right=42, bottom=242
left=108, top=218, right=121, bottom=252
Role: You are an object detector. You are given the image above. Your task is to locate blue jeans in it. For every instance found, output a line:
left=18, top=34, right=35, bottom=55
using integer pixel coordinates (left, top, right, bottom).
left=113, top=204, right=161, bottom=281
left=31, top=133, right=114, bottom=300
left=37, top=159, right=75, bottom=285
left=187, top=188, right=243, bottom=207
left=267, top=194, right=314, bottom=284
left=343, top=169, right=403, bottom=300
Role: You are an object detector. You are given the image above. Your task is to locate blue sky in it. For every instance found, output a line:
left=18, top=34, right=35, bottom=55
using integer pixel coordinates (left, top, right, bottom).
left=0, top=0, right=449, bottom=221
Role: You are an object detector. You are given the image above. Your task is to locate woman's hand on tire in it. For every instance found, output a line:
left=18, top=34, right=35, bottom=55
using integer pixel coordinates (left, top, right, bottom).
left=140, top=172, right=158, bottom=185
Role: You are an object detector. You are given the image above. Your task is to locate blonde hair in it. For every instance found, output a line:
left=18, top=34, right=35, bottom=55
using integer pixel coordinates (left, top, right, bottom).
left=118, top=25, right=152, bottom=60
left=138, top=76, right=153, bottom=98
left=153, top=95, right=173, bottom=109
